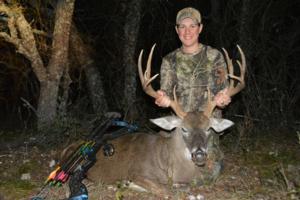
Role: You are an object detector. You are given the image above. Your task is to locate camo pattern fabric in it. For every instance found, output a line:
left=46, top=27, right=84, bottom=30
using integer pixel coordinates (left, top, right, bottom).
left=160, top=44, right=228, bottom=112
left=160, top=44, right=228, bottom=183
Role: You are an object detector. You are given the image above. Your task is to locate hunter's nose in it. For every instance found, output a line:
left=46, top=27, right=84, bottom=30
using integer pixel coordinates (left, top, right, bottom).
left=191, top=149, right=207, bottom=166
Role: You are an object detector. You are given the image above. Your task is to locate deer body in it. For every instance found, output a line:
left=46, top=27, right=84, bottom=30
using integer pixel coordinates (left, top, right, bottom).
left=88, top=112, right=233, bottom=195
left=88, top=129, right=198, bottom=186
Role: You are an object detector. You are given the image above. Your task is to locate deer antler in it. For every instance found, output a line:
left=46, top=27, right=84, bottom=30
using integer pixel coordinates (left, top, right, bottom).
left=223, top=45, right=246, bottom=96
left=138, top=44, right=159, bottom=99
left=204, top=45, right=247, bottom=117
left=138, top=44, right=187, bottom=119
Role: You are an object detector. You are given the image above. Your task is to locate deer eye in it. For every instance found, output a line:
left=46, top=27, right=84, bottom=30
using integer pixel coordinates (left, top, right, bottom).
left=181, top=127, right=188, bottom=132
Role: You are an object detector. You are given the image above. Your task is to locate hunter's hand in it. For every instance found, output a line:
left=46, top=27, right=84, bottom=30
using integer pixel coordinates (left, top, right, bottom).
left=155, top=90, right=171, bottom=107
left=214, top=89, right=231, bottom=108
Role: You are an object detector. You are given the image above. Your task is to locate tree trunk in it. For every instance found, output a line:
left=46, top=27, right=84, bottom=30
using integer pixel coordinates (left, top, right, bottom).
left=37, top=80, right=60, bottom=123
left=122, top=0, right=143, bottom=120
left=36, top=0, right=75, bottom=127
left=0, top=0, right=76, bottom=128
left=57, top=68, right=72, bottom=119
left=70, top=26, right=108, bottom=114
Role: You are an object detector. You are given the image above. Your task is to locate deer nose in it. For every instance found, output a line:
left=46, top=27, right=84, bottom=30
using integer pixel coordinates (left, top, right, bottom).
left=191, top=149, right=207, bottom=166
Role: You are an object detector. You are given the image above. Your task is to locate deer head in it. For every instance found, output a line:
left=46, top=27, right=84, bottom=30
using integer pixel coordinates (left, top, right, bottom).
left=138, top=44, right=246, bottom=166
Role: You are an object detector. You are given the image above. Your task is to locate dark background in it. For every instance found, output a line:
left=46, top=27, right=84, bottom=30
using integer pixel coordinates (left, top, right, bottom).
left=0, top=0, right=299, bottom=132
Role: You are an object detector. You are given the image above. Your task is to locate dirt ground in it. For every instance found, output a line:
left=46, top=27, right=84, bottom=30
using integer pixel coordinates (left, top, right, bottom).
left=0, top=130, right=299, bottom=200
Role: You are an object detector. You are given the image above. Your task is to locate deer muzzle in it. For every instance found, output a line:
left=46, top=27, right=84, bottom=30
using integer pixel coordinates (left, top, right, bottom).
left=191, top=148, right=207, bottom=166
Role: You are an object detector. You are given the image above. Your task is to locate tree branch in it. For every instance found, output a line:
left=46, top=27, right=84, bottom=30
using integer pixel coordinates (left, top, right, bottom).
left=0, top=3, right=47, bottom=80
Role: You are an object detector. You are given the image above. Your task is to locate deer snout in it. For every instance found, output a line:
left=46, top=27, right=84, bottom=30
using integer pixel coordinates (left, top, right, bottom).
left=191, top=148, right=207, bottom=166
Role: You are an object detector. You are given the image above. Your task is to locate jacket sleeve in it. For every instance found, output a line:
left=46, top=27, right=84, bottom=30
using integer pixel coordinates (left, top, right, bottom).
left=160, top=57, right=177, bottom=98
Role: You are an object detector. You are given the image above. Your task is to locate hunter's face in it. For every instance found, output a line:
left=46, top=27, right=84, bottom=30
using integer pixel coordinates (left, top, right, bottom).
left=176, top=18, right=202, bottom=49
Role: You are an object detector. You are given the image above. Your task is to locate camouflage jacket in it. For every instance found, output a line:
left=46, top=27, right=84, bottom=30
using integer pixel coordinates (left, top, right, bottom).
left=160, top=44, right=228, bottom=113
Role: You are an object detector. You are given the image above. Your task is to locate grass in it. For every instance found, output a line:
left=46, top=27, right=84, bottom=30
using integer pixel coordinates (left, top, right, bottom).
left=0, top=179, right=37, bottom=199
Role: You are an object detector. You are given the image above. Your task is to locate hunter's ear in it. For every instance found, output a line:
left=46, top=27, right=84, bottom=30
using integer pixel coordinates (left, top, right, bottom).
left=150, top=116, right=182, bottom=130
left=209, top=118, right=234, bottom=132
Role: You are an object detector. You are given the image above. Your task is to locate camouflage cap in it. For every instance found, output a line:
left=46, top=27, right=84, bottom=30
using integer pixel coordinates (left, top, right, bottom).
left=176, top=7, right=202, bottom=24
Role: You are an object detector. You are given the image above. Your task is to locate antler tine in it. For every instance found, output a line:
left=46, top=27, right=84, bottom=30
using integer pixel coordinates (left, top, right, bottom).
left=138, top=44, right=159, bottom=98
left=203, top=87, right=217, bottom=118
left=226, top=45, right=246, bottom=96
left=170, top=86, right=187, bottom=119
left=222, top=48, right=234, bottom=89
left=145, top=44, right=156, bottom=82
left=138, top=49, right=145, bottom=83
left=236, top=44, right=246, bottom=80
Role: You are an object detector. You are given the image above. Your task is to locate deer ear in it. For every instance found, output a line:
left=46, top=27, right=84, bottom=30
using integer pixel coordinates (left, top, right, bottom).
left=150, top=116, right=182, bottom=130
left=209, top=118, right=234, bottom=132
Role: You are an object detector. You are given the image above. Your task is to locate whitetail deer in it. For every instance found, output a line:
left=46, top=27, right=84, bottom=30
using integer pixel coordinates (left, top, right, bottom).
left=87, top=44, right=246, bottom=195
